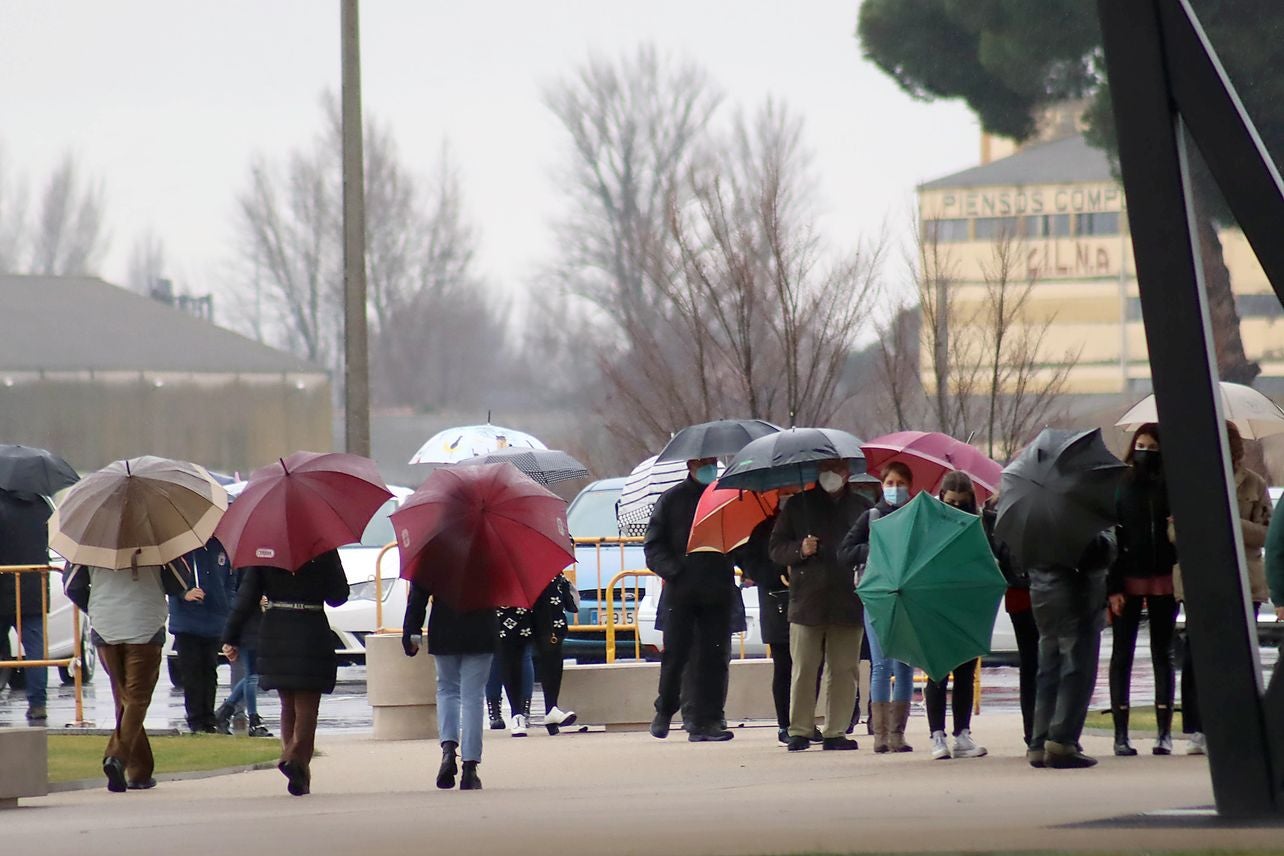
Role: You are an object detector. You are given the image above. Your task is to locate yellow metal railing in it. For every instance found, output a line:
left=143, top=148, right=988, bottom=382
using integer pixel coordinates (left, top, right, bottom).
left=0, top=565, right=88, bottom=725
left=372, top=541, right=401, bottom=635
left=602, top=568, right=753, bottom=664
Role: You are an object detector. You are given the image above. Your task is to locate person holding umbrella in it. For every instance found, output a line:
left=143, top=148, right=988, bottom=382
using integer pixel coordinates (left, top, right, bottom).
left=839, top=462, right=916, bottom=754
left=770, top=458, right=872, bottom=752
left=1107, top=423, right=1179, bottom=757
left=645, top=457, right=737, bottom=742
left=403, top=582, right=496, bottom=789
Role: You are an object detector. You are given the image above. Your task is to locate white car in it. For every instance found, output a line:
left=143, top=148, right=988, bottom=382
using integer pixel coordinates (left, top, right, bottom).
left=327, top=487, right=413, bottom=663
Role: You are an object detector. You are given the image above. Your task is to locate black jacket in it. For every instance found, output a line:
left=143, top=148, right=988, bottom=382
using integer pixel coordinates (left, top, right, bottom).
left=1109, top=473, right=1177, bottom=595
left=770, top=486, right=872, bottom=627
left=644, top=478, right=735, bottom=604
left=223, top=550, right=349, bottom=694
left=403, top=582, right=497, bottom=656
left=733, top=515, right=789, bottom=647
left=0, top=492, right=52, bottom=620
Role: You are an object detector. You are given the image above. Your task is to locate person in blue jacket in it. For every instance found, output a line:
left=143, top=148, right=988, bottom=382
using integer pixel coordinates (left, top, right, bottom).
left=168, top=537, right=236, bottom=733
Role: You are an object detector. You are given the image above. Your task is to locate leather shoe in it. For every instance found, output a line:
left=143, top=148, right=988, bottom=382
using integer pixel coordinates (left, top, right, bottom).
left=810, top=728, right=824, bottom=743
left=1114, top=739, right=1138, bottom=757
left=127, top=778, right=157, bottom=790
left=1026, top=748, right=1046, bottom=768
left=786, top=735, right=810, bottom=752
left=822, top=736, right=860, bottom=751
left=279, top=760, right=310, bottom=795
left=103, top=757, right=127, bottom=793
left=649, top=711, right=672, bottom=739
left=1044, top=743, right=1098, bottom=769
left=688, top=726, right=734, bottom=742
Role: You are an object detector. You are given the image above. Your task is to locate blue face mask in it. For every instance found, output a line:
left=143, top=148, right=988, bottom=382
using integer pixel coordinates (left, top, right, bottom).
left=883, top=485, right=908, bottom=506
left=694, top=464, right=717, bottom=485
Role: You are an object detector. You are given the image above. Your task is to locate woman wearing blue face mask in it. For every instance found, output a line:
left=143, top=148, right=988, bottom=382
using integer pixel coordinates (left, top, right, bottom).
left=839, top=461, right=916, bottom=753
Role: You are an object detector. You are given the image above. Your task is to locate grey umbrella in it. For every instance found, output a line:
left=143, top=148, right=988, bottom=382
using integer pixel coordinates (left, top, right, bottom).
left=993, top=428, right=1127, bottom=570
left=0, top=444, right=79, bottom=497
left=655, top=419, right=779, bottom=463
left=462, top=448, right=590, bottom=486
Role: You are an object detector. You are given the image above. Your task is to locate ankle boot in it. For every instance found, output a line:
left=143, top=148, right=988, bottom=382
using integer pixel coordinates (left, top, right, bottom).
left=213, top=702, right=234, bottom=736
left=247, top=713, right=273, bottom=738
left=487, top=697, right=505, bottom=730
left=1113, top=706, right=1137, bottom=756
left=460, top=760, right=482, bottom=790
left=1153, top=705, right=1174, bottom=755
left=871, top=702, right=891, bottom=753
left=437, top=741, right=458, bottom=789
left=888, top=701, right=914, bottom=752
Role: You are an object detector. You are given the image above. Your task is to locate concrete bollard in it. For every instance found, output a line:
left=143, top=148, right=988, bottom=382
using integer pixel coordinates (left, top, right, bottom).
left=365, top=633, right=437, bottom=740
left=0, top=727, right=47, bottom=808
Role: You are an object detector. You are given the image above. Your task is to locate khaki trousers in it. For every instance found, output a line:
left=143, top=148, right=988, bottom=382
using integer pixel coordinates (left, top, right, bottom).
left=788, top=622, right=864, bottom=739
left=98, top=643, right=162, bottom=782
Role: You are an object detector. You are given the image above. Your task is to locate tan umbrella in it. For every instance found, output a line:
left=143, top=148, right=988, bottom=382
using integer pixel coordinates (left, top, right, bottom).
left=49, top=456, right=227, bottom=569
left=1116, top=382, right=1284, bottom=440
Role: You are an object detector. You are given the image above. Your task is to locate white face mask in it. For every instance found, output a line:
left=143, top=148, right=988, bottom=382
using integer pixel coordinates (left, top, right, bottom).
left=818, top=471, right=845, bottom=494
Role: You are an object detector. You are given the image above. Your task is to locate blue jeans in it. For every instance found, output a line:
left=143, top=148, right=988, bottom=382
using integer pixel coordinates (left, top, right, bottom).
left=436, top=653, right=493, bottom=763
left=865, top=612, right=913, bottom=703
left=223, top=647, right=259, bottom=717
left=3, top=617, right=47, bottom=708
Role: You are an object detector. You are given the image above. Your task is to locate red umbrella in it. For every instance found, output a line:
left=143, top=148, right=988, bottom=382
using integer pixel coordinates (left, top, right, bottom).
left=392, top=462, right=573, bottom=611
left=214, top=451, right=392, bottom=571
left=687, top=481, right=783, bottom=554
left=861, top=431, right=1002, bottom=503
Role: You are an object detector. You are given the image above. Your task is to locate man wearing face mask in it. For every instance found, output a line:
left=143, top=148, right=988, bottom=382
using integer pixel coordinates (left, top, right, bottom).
left=645, top=457, right=737, bottom=742
left=770, top=458, right=872, bottom=751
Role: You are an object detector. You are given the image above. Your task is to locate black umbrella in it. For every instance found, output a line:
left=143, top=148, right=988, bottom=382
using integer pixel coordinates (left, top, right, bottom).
left=462, top=448, right=590, bottom=486
left=718, top=427, right=865, bottom=492
left=0, top=444, right=79, bottom=497
left=993, top=428, right=1127, bottom=570
left=655, top=419, right=779, bottom=463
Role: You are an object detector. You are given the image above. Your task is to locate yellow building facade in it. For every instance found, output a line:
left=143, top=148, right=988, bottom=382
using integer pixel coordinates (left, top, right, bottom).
left=917, top=134, right=1284, bottom=397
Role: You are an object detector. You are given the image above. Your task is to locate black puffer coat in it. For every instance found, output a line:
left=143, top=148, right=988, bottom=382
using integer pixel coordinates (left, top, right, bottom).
left=0, top=492, right=51, bottom=620
left=644, top=478, right=735, bottom=605
left=1109, top=471, right=1177, bottom=595
left=223, top=550, right=349, bottom=693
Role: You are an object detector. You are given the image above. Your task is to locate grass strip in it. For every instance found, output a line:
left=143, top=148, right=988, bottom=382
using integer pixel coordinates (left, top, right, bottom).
left=48, top=733, right=279, bottom=783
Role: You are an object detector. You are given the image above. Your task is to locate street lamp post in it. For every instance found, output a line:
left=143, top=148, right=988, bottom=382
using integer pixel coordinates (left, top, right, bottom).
left=340, top=0, right=371, bottom=457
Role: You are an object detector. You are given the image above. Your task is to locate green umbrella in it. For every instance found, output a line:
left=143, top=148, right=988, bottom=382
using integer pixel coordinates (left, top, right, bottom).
left=856, top=491, right=1007, bottom=682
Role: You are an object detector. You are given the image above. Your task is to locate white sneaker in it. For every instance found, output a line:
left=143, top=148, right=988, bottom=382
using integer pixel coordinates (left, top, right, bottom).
left=930, top=730, right=951, bottom=760
left=1186, top=732, right=1207, bottom=756
left=510, top=714, right=528, bottom=737
left=952, top=729, right=987, bottom=758
left=544, top=706, right=578, bottom=734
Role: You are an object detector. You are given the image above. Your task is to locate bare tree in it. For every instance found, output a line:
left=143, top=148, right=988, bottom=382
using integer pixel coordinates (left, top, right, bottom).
left=30, top=154, right=107, bottom=276
left=595, top=100, right=881, bottom=452
left=543, top=44, right=722, bottom=330
left=0, top=146, right=27, bottom=273
left=126, top=229, right=168, bottom=294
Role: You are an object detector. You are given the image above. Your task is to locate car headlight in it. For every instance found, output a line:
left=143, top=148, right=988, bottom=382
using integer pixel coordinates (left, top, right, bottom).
left=349, top=578, right=397, bottom=602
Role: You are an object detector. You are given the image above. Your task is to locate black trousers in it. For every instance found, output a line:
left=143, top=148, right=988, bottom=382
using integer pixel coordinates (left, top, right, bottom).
left=1009, top=607, right=1040, bottom=745
left=1109, top=594, right=1177, bottom=712
left=496, top=635, right=532, bottom=715
left=537, top=640, right=564, bottom=713
left=174, top=632, right=220, bottom=731
left=924, top=657, right=978, bottom=735
left=655, top=597, right=731, bottom=728
left=769, top=638, right=793, bottom=730
left=1029, top=567, right=1106, bottom=751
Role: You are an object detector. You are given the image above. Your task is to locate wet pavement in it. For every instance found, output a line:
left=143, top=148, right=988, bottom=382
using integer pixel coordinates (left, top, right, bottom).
left=1, top=629, right=1276, bottom=734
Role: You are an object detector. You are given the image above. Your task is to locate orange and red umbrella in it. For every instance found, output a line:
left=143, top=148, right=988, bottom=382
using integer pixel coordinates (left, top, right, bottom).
left=392, top=462, right=574, bottom=611
left=214, top=451, right=392, bottom=571
left=687, top=481, right=785, bottom=554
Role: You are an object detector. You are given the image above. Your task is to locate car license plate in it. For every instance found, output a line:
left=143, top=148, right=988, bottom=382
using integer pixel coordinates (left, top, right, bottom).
left=589, top=610, right=635, bottom=625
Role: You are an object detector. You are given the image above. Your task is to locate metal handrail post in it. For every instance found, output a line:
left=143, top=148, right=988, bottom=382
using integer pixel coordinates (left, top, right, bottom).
left=373, top=541, right=397, bottom=633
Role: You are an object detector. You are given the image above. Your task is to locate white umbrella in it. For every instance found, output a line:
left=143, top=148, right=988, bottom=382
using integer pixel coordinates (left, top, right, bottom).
left=1116, top=382, right=1284, bottom=440
left=615, top=455, right=724, bottom=536
left=408, top=423, right=547, bottom=465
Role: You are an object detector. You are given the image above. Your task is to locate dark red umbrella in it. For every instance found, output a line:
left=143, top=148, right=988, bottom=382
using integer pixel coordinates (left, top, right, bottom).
left=862, top=431, right=1002, bottom=503
left=214, top=451, right=392, bottom=571
left=392, top=462, right=574, bottom=611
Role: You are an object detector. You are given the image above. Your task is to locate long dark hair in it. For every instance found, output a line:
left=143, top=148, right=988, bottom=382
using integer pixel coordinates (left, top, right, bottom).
left=1122, top=423, right=1160, bottom=467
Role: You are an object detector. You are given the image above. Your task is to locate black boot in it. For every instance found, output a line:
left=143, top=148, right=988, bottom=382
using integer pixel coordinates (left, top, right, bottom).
left=1153, top=705, right=1174, bottom=755
left=460, top=760, right=482, bottom=790
left=213, top=701, right=234, bottom=736
left=1113, top=706, right=1137, bottom=756
left=247, top=713, right=273, bottom=738
left=437, top=741, right=458, bottom=789
left=487, top=697, right=505, bottom=730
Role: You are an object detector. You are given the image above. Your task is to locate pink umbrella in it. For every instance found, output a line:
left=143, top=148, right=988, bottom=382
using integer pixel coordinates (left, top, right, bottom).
left=861, top=431, right=1002, bottom=503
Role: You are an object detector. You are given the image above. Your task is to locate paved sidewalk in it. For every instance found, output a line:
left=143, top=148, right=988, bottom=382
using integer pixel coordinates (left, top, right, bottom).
left=7, top=713, right=1280, bottom=855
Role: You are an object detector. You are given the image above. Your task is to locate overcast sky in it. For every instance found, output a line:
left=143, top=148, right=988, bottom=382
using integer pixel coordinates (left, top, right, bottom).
left=0, top=1, right=980, bottom=322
